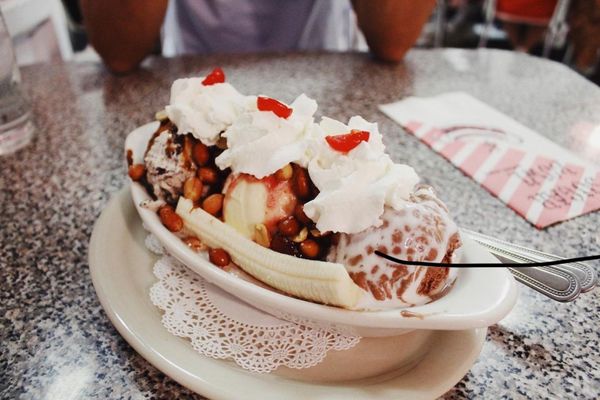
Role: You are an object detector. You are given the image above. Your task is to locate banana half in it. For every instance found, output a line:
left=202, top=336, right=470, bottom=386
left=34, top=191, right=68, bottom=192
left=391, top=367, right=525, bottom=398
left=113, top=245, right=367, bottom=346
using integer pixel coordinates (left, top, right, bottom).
left=176, top=198, right=366, bottom=309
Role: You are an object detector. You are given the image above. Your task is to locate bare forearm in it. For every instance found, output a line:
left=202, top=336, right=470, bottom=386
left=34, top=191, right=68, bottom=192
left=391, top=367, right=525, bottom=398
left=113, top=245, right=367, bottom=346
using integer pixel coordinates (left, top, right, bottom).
left=352, top=0, right=436, bottom=62
left=80, top=0, right=168, bottom=73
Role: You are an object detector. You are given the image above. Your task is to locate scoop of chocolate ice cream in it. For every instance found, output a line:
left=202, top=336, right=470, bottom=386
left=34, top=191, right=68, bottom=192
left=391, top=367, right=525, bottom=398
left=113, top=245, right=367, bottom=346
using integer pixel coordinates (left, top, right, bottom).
left=144, top=125, right=196, bottom=204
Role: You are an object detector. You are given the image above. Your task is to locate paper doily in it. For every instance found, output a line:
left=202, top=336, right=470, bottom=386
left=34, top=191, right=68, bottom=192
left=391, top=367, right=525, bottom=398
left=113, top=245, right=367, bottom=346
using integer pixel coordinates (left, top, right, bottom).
left=146, top=234, right=361, bottom=373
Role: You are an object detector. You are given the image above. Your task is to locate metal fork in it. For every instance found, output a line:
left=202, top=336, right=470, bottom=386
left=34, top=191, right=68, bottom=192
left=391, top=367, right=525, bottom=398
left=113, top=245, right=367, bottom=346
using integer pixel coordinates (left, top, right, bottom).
left=462, top=229, right=597, bottom=302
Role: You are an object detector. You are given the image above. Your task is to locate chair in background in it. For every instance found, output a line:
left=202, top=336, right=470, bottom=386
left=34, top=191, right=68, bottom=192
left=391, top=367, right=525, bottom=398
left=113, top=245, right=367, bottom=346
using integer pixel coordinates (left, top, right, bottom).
left=478, top=0, right=571, bottom=57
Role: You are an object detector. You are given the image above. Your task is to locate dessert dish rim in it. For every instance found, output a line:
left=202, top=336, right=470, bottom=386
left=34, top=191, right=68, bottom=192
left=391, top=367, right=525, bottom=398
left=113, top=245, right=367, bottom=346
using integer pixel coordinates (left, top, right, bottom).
left=126, top=121, right=518, bottom=334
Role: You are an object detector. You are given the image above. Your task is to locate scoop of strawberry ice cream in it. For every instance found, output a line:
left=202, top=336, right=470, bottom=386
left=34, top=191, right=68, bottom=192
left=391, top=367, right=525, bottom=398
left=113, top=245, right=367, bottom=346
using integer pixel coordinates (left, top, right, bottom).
left=222, top=173, right=297, bottom=240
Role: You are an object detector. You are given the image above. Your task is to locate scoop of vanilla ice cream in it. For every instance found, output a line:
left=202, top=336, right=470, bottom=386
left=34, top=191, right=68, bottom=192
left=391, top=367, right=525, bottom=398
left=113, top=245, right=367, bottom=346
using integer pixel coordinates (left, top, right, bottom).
left=303, top=116, right=420, bottom=234
left=215, top=94, right=318, bottom=178
left=165, top=77, right=250, bottom=145
left=327, top=192, right=461, bottom=309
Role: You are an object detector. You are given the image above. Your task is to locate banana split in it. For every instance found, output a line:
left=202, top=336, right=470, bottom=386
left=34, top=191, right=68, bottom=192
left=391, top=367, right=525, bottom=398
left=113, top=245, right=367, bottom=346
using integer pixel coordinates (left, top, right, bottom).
left=127, top=68, right=462, bottom=310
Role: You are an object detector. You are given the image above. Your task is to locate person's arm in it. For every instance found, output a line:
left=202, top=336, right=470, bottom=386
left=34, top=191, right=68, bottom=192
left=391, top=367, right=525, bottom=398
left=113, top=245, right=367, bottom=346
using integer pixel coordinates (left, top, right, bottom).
left=79, top=0, right=168, bottom=74
left=352, top=0, right=436, bottom=62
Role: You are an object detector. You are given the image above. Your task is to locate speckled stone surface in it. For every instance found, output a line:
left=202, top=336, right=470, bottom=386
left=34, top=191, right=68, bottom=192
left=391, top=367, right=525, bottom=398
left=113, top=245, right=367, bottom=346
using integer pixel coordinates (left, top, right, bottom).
left=1, top=49, right=599, bottom=399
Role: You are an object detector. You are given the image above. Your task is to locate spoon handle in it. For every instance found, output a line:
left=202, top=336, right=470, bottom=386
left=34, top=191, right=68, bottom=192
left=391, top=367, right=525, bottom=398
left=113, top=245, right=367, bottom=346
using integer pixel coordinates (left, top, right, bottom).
left=463, top=229, right=597, bottom=292
left=463, top=230, right=583, bottom=302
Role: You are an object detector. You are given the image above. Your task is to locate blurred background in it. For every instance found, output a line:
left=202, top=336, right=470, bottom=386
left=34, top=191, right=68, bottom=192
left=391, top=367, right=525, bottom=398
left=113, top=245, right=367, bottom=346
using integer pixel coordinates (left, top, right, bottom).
left=3, top=0, right=599, bottom=84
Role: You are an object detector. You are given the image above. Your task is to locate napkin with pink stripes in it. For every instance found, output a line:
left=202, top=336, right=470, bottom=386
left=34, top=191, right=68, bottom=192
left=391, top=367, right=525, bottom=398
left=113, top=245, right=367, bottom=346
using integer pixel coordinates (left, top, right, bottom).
left=380, top=92, right=600, bottom=228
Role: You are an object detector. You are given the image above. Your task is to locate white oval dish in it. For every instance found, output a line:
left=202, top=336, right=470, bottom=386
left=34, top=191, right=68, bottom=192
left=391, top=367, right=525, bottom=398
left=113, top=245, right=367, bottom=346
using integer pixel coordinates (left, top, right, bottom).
left=88, top=188, right=488, bottom=398
left=126, top=122, right=518, bottom=337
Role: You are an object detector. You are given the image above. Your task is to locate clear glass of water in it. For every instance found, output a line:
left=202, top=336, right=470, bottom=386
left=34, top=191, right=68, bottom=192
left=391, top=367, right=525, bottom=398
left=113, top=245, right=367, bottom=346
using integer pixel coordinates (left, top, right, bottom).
left=0, top=11, right=34, bottom=155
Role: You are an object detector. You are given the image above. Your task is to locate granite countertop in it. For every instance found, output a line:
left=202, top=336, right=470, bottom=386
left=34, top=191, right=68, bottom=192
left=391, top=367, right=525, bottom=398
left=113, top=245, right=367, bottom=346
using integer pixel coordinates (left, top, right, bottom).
left=1, top=49, right=599, bottom=399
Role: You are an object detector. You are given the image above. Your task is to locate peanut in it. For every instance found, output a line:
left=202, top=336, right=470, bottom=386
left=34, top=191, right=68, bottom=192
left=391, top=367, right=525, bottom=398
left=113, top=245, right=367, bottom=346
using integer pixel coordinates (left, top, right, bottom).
left=183, top=236, right=204, bottom=252
left=183, top=177, right=203, bottom=202
left=254, top=224, right=271, bottom=247
left=154, top=109, right=168, bottom=121
left=198, top=167, right=218, bottom=184
left=275, top=164, right=293, bottom=181
left=202, top=194, right=223, bottom=216
left=292, top=166, right=310, bottom=199
left=291, top=227, right=308, bottom=243
left=310, top=229, right=330, bottom=238
left=300, top=239, right=320, bottom=259
left=158, top=205, right=183, bottom=232
left=192, top=142, right=210, bottom=166
left=209, top=248, right=231, bottom=267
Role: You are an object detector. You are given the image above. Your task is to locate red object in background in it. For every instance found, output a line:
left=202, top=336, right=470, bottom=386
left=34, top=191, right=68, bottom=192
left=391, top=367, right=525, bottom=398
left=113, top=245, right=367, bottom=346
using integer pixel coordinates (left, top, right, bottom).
left=202, top=67, right=225, bottom=86
left=257, top=96, right=293, bottom=119
left=325, top=130, right=370, bottom=153
left=496, top=0, right=558, bottom=24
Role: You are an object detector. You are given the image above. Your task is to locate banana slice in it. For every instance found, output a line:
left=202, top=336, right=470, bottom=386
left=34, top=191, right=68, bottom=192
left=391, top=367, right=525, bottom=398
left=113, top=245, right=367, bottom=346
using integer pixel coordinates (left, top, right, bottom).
left=176, top=198, right=365, bottom=309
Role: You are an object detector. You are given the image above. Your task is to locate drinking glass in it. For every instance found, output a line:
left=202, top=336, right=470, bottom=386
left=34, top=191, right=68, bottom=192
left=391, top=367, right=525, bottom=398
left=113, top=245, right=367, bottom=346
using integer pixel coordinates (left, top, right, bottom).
left=0, top=11, right=34, bottom=155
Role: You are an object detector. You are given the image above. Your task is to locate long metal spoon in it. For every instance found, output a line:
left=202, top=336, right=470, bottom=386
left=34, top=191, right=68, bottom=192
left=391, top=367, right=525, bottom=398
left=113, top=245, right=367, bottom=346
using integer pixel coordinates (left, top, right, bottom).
left=461, top=229, right=594, bottom=302
left=464, top=229, right=597, bottom=292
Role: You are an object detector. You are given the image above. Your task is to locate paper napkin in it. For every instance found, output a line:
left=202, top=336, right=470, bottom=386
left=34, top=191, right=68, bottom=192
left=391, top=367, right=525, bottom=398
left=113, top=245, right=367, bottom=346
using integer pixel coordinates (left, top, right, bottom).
left=380, top=92, right=600, bottom=228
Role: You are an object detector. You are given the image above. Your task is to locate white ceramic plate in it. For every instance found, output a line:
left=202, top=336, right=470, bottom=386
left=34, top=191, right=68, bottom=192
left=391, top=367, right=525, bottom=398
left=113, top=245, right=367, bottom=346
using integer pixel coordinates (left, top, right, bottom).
left=125, top=122, right=518, bottom=336
left=89, top=188, right=488, bottom=399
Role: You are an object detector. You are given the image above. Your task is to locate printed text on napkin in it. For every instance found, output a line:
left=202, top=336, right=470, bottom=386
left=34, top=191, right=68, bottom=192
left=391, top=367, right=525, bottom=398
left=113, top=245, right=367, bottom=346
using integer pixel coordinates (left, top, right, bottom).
left=380, top=92, right=600, bottom=228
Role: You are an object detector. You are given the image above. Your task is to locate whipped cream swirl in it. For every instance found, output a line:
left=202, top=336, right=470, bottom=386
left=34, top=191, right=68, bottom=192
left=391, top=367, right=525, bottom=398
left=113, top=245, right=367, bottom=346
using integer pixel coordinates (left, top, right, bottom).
left=215, top=94, right=318, bottom=178
left=303, top=116, right=420, bottom=234
left=166, top=77, right=249, bottom=145
left=195, top=85, right=420, bottom=234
